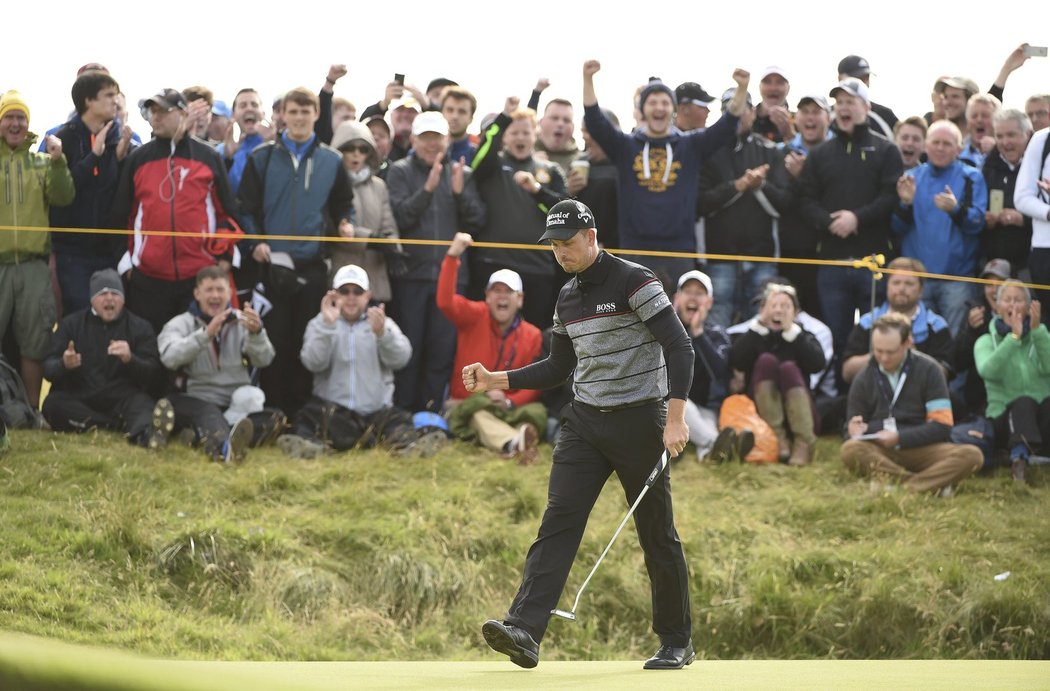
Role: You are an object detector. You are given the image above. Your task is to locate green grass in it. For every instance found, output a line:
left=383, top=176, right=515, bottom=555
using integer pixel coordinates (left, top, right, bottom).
left=0, top=429, right=1047, bottom=662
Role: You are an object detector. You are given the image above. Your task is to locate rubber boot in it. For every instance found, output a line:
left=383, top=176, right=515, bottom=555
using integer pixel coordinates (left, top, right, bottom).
left=754, top=381, right=789, bottom=461
left=784, top=387, right=816, bottom=467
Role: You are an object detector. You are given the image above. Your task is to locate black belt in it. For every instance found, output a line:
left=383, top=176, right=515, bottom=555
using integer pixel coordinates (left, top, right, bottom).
left=576, top=398, right=660, bottom=413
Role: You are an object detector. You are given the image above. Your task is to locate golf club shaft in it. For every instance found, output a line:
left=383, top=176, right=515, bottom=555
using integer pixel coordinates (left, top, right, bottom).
left=567, top=450, right=670, bottom=615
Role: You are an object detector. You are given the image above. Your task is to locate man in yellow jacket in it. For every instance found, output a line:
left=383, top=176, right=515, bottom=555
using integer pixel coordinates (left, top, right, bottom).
left=0, top=90, right=75, bottom=409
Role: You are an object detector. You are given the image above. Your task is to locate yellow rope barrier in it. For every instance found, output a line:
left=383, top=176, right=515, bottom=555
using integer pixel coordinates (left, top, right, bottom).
left=4, top=224, right=1049, bottom=292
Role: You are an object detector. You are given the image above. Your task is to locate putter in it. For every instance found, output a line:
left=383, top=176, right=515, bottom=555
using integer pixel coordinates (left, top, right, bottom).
left=551, top=450, right=671, bottom=622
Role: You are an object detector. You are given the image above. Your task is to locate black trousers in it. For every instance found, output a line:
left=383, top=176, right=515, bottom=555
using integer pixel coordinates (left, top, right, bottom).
left=390, top=279, right=455, bottom=413
left=125, top=270, right=196, bottom=337
left=169, top=393, right=284, bottom=456
left=993, top=395, right=1050, bottom=454
left=293, top=396, right=417, bottom=451
left=505, top=400, right=691, bottom=647
left=42, top=388, right=155, bottom=444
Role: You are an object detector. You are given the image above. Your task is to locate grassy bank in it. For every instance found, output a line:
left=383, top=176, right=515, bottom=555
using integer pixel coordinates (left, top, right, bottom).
left=0, top=429, right=1047, bottom=661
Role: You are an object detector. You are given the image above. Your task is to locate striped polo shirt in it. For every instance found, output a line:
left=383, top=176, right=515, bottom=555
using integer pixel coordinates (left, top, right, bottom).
left=553, top=251, right=671, bottom=408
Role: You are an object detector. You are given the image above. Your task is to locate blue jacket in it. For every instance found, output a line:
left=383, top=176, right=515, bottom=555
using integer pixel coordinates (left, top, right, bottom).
left=218, top=133, right=264, bottom=193
left=237, top=136, right=354, bottom=263
left=892, top=160, right=987, bottom=276
left=583, top=104, right=737, bottom=252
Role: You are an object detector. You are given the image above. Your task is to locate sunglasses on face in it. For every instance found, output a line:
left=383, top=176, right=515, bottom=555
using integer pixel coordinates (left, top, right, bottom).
left=343, top=144, right=371, bottom=155
left=337, top=285, right=366, bottom=296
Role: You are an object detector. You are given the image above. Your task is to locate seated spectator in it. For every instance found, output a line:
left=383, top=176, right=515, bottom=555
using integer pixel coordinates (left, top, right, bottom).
left=330, top=120, right=402, bottom=304
left=982, top=109, right=1033, bottom=276
left=673, top=270, right=733, bottom=461
left=974, top=280, right=1050, bottom=483
left=42, top=269, right=173, bottom=448
left=842, top=313, right=982, bottom=495
left=841, top=257, right=954, bottom=386
left=892, top=120, right=987, bottom=335
left=954, top=259, right=1008, bottom=420
left=894, top=117, right=927, bottom=171
left=278, top=265, right=440, bottom=458
left=729, top=282, right=826, bottom=465
left=158, top=266, right=283, bottom=464
left=437, top=233, right=545, bottom=464
left=1014, top=122, right=1050, bottom=322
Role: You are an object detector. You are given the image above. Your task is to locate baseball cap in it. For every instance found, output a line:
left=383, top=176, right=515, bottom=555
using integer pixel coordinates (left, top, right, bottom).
left=797, top=94, right=831, bottom=112
left=675, top=82, right=715, bottom=108
left=426, top=77, right=458, bottom=94
left=77, top=63, right=109, bottom=76
left=721, top=87, right=753, bottom=110
left=760, top=66, right=789, bottom=82
left=829, top=79, right=870, bottom=105
left=212, top=100, right=232, bottom=119
left=837, top=55, right=871, bottom=79
left=486, top=269, right=523, bottom=293
left=935, top=76, right=980, bottom=97
left=138, top=88, right=188, bottom=113
left=333, top=264, right=370, bottom=291
left=676, top=270, right=713, bottom=297
left=980, top=258, right=1011, bottom=280
left=539, top=200, right=596, bottom=242
left=411, top=110, right=448, bottom=136
left=389, top=97, right=421, bottom=114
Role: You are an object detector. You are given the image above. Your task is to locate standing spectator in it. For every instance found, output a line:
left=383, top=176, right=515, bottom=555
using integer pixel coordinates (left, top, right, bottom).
left=111, top=88, right=241, bottom=335
left=51, top=70, right=135, bottom=315
left=386, top=111, right=485, bottom=412
left=729, top=282, right=825, bottom=465
left=582, top=60, right=749, bottom=284
left=534, top=99, right=578, bottom=172
left=892, top=120, right=988, bottom=336
left=315, top=64, right=348, bottom=145
left=1014, top=122, right=1050, bottom=322
left=700, top=88, right=791, bottom=328
left=573, top=110, right=620, bottom=250
left=0, top=90, right=75, bottom=408
left=437, top=233, right=545, bottom=464
left=219, top=88, right=274, bottom=193
left=42, top=269, right=172, bottom=448
left=894, top=117, right=928, bottom=171
left=1024, top=94, right=1050, bottom=133
left=674, top=82, right=715, bottom=132
left=975, top=280, right=1050, bottom=483
left=934, top=77, right=978, bottom=132
left=752, top=67, right=794, bottom=144
left=158, top=266, right=281, bottom=464
left=182, top=86, right=216, bottom=142
left=364, top=115, right=393, bottom=178
left=982, top=110, right=1033, bottom=276
left=208, top=101, right=231, bottom=144
left=329, top=120, right=401, bottom=304
left=238, top=87, right=354, bottom=418
left=470, top=96, right=565, bottom=328
left=385, top=98, right=422, bottom=162
left=798, top=78, right=903, bottom=373
left=440, top=86, right=478, bottom=163
left=842, top=313, right=982, bottom=495
left=836, top=55, right=897, bottom=139
left=959, top=94, right=1001, bottom=170
left=331, top=97, right=356, bottom=132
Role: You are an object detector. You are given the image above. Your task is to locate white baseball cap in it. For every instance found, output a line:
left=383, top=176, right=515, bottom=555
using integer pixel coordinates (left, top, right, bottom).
left=412, top=111, right=449, bottom=137
left=676, top=269, right=713, bottom=297
left=333, top=264, right=370, bottom=291
left=486, top=268, right=523, bottom=293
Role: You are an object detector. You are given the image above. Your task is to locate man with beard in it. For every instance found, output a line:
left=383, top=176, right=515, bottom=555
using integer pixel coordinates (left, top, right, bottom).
left=752, top=66, right=794, bottom=144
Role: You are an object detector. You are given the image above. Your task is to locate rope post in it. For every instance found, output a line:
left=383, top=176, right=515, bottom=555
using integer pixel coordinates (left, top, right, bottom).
left=851, top=253, right=886, bottom=352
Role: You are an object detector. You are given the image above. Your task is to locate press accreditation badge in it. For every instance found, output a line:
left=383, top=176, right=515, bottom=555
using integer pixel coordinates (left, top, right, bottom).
left=883, top=417, right=897, bottom=434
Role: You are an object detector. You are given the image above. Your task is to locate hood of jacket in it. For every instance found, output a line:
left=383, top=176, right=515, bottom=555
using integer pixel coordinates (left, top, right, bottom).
left=331, top=120, right=379, bottom=170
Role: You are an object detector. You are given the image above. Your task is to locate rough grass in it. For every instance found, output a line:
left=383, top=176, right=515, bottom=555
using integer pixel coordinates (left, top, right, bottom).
left=0, top=428, right=1047, bottom=661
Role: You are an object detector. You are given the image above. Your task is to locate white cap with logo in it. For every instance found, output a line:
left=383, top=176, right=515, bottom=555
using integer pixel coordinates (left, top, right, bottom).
left=412, top=111, right=449, bottom=137
left=333, top=264, right=370, bottom=291
left=487, top=268, right=523, bottom=293
left=676, top=269, right=713, bottom=297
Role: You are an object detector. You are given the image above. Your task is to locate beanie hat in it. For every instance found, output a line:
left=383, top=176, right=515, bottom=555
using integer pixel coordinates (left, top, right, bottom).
left=639, top=78, right=676, bottom=111
left=0, top=91, right=30, bottom=122
left=89, top=268, right=124, bottom=300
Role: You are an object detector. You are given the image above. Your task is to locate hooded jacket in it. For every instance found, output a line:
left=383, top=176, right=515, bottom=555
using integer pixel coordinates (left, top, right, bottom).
left=0, top=132, right=75, bottom=262
left=797, top=120, right=903, bottom=259
left=329, top=121, right=399, bottom=302
left=583, top=103, right=738, bottom=252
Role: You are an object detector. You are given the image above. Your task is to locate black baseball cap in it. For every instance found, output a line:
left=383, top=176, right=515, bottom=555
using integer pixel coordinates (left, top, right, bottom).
left=675, top=82, right=715, bottom=108
left=838, top=55, right=871, bottom=79
left=539, top=200, right=596, bottom=242
left=138, top=88, right=188, bottom=112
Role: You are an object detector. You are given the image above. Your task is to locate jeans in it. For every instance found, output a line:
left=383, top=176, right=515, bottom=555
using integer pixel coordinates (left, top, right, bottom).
left=705, top=261, right=777, bottom=329
left=922, top=278, right=975, bottom=337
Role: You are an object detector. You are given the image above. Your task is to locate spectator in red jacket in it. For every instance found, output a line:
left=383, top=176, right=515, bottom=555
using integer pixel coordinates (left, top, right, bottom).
left=437, top=232, right=545, bottom=464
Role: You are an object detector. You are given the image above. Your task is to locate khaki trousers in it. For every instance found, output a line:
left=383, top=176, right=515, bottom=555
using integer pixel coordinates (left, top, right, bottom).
left=841, top=440, right=982, bottom=493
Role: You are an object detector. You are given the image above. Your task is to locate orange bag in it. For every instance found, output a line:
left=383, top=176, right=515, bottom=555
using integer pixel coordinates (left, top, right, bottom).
left=718, top=394, right=778, bottom=463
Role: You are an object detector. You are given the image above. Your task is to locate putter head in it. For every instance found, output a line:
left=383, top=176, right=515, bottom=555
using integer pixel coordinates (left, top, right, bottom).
left=550, top=608, right=577, bottom=621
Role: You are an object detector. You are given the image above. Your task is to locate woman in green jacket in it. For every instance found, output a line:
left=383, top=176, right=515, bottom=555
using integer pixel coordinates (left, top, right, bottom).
left=974, top=280, right=1050, bottom=482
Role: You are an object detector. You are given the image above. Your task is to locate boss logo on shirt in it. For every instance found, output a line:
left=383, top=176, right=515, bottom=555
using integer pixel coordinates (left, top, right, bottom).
left=595, top=302, right=618, bottom=314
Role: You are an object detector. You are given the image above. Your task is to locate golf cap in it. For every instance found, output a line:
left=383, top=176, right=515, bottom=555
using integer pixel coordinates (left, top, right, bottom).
left=935, top=76, right=980, bottom=97
left=540, top=200, right=596, bottom=242
left=212, top=100, right=232, bottom=119
left=139, top=88, right=188, bottom=113
left=389, top=97, right=421, bottom=114
left=89, top=268, right=124, bottom=300
left=830, top=79, right=870, bottom=105
left=486, top=268, right=523, bottom=293
left=837, top=55, right=872, bottom=79
left=676, top=270, right=713, bottom=297
left=797, top=94, right=831, bottom=112
left=333, top=264, right=370, bottom=291
left=411, top=110, right=448, bottom=137
left=426, top=77, right=458, bottom=94
left=721, top=87, right=753, bottom=110
left=980, top=258, right=1011, bottom=280
left=760, top=66, right=789, bottom=82
left=675, top=82, right=715, bottom=108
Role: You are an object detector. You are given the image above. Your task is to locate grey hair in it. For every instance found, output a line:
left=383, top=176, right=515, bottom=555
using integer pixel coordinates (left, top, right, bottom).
left=996, top=279, right=1032, bottom=304
left=993, top=108, right=1033, bottom=137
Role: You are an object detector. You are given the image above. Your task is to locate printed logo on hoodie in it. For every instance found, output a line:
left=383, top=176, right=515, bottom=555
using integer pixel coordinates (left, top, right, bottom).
left=631, top=145, right=680, bottom=193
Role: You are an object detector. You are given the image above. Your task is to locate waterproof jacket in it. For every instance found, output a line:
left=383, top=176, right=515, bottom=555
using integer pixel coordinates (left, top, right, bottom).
left=975, top=320, right=1050, bottom=419
left=0, top=132, right=75, bottom=262
left=111, top=135, right=240, bottom=281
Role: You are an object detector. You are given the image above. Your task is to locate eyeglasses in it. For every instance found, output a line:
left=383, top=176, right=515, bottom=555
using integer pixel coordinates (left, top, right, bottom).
left=337, top=285, right=366, bottom=296
left=342, top=144, right=372, bottom=155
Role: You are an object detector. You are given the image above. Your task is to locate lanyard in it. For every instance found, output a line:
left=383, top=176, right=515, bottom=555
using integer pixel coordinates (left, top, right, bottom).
left=876, top=353, right=910, bottom=413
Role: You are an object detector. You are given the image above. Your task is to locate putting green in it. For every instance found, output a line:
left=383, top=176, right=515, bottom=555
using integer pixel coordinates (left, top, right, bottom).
left=1, top=632, right=1047, bottom=690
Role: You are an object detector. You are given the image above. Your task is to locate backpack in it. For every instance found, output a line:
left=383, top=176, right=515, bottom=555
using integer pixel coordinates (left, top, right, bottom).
left=718, top=394, right=779, bottom=463
left=0, top=355, right=41, bottom=429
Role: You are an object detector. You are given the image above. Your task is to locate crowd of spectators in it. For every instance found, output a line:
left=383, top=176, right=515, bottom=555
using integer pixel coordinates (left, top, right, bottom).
left=1, top=48, right=1049, bottom=487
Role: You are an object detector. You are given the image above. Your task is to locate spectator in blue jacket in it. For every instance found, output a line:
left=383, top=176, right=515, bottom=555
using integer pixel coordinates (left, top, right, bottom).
left=581, top=59, right=749, bottom=286
left=892, top=120, right=988, bottom=336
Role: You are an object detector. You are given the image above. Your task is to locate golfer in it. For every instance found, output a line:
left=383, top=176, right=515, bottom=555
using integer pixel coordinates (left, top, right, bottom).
left=464, top=199, right=696, bottom=670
